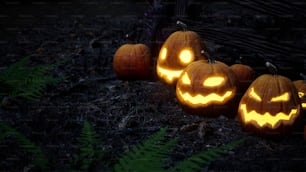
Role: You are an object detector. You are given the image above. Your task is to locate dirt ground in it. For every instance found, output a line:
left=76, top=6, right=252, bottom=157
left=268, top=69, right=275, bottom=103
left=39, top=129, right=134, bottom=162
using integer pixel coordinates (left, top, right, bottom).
left=0, top=1, right=306, bottom=171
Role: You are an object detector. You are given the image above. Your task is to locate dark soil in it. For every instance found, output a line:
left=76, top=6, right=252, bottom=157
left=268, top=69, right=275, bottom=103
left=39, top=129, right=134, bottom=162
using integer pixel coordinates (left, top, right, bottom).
left=0, top=1, right=306, bottom=171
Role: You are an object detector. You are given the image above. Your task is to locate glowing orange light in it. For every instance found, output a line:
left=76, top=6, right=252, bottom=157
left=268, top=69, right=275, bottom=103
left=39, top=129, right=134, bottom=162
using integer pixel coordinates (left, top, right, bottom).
left=203, top=77, right=225, bottom=87
left=181, top=72, right=191, bottom=85
left=239, top=104, right=298, bottom=128
left=249, top=87, right=262, bottom=102
left=298, top=92, right=304, bottom=98
left=177, top=88, right=233, bottom=107
left=156, top=66, right=183, bottom=84
left=179, top=49, right=194, bottom=65
left=159, top=48, right=167, bottom=61
left=297, top=92, right=306, bottom=109
left=270, top=92, right=289, bottom=102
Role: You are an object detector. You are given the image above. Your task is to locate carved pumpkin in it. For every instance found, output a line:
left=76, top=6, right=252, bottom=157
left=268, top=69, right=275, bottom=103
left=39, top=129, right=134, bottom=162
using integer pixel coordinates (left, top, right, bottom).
left=113, top=43, right=152, bottom=80
left=230, top=64, right=255, bottom=91
left=293, top=73, right=306, bottom=110
left=238, top=62, right=302, bottom=135
left=176, top=56, right=238, bottom=116
left=156, top=21, right=207, bottom=85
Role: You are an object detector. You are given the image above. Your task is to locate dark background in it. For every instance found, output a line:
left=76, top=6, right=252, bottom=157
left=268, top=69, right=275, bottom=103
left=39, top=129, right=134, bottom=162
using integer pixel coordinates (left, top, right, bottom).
left=0, top=0, right=306, bottom=171
left=1, top=0, right=305, bottom=78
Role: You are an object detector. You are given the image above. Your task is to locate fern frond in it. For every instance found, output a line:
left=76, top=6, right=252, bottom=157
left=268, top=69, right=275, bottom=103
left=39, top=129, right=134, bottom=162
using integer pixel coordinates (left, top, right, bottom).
left=114, top=128, right=177, bottom=172
left=0, top=121, right=49, bottom=170
left=171, top=138, right=247, bottom=172
left=0, top=56, right=61, bottom=100
left=75, top=120, right=102, bottom=171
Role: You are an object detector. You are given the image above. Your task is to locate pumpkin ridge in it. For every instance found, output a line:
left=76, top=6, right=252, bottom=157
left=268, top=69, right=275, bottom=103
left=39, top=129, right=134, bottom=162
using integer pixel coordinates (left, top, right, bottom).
left=113, top=43, right=151, bottom=79
left=238, top=73, right=303, bottom=135
left=176, top=60, right=237, bottom=117
left=279, top=76, right=298, bottom=114
left=260, top=75, right=272, bottom=113
left=275, top=75, right=284, bottom=115
left=184, top=31, right=187, bottom=45
left=290, top=80, right=301, bottom=105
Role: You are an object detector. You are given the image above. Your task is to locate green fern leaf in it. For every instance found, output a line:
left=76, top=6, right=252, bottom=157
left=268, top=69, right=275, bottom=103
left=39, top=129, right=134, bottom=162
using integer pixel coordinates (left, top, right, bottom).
left=113, top=128, right=177, bottom=172
left=78, top=120, right=96, bottom=170
left=171, top=138, right=246, bottom=172
left=75, top=120, right=104, bottom=171
left=0, top=121, right=49, bottom=170
left=0, top=56, right=62, bottom=100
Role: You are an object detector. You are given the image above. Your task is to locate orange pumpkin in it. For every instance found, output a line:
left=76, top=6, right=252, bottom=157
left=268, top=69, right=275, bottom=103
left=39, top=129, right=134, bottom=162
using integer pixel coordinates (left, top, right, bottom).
left=156, top=21, right=207, bottom=85
left=230, top=64, right=255, bottom=91
left=238, top=62, right=303, bottom=135
left=176, top=56, right=238, bottom=117
left=113, top=43, right=152, bottom=80
left=293, top=73, right=306, bottom=110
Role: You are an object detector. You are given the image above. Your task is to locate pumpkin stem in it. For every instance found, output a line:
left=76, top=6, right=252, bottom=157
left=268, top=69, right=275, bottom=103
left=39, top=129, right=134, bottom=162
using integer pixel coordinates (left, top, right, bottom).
left=236, top=56, right=243, bottom=64
left=265, top=62, right=278, bottom=75
left=125, top=34, right=134, bottom=44
left=176, top=20, right=187, bottom=31
left=300, top=73, right=306, bottom=82
left=201, top=50, right=215, bottom=64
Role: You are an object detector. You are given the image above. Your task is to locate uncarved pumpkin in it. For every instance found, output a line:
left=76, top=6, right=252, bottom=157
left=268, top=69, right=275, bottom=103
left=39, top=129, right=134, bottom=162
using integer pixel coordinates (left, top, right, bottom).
left=113, top=44, right=152, bottom=80
left=230, top=64, right=255, bottom=91
left=176, top=59, right=238, bottom=117
left=156, top=26, right=207, bottom=85
left=238, top=74, right=303, bottom=135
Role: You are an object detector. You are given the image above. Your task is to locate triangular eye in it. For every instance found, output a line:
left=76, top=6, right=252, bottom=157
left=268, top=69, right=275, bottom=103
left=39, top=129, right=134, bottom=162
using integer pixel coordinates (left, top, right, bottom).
left=249, top=87, right=262, bottom=102
left=270, top=92, right=289, bottom=102
left=181, top=72, right=191, bottom=85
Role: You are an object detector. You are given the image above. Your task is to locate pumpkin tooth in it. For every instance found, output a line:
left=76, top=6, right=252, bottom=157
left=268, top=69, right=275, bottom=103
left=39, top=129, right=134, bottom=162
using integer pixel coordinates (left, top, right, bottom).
left=238, top=72, right=302, bottom=135
left=156, top=66, right=183, bottom=83
left=239, top=104, right=299, bottom=128
left=175, top=60, right=237, bottom=116
left=177, top=87, right=233, bottom=107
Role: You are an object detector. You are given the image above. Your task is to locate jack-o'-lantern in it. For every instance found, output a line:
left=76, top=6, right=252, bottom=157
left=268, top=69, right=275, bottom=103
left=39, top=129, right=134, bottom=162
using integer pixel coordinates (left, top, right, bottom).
left=156, top=21, right=207, bottom=85
left=238, top=62, right=302, bottom=135
left=176, top=54, right=238, bottom=117
left=293, top=73, right=306, bottom=110
left=113, top=43, right=152, bottom=80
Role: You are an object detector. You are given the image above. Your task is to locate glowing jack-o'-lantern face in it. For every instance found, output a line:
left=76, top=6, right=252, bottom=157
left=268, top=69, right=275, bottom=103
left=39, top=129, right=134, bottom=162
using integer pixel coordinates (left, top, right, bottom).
left=238, top=74, right=302, bottom=133
left=176, top=60, right=237, bottom=116
left=293, top=80, right=306, bottom=110
left=156, top=31, right=207, bottom=85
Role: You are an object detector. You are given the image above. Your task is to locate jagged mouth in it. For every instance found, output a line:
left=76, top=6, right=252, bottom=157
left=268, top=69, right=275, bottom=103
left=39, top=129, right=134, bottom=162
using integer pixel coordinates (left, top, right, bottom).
left=176, top=87, right=234, bottom=108
left=239, top=104, right=300, bottom=128
left=156, top=66, right=183, bottom=84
